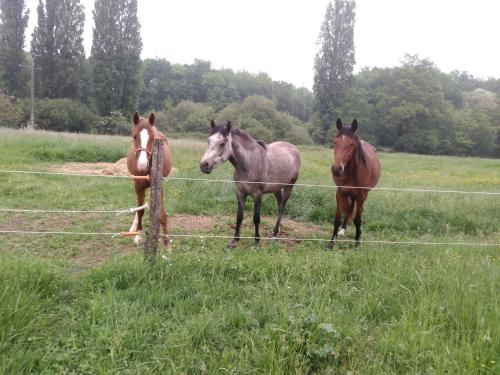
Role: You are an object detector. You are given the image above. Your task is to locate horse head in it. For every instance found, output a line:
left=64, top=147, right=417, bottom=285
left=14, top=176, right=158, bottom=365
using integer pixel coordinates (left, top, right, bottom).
left=200, top=120, right=233, bottom=174
left=131, top=112, right=156, bottom=173
left=332, top=118, right=360, bottom=177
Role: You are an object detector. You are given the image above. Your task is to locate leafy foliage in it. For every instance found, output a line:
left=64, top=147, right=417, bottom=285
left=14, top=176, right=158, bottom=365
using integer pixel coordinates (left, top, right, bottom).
left=31, top=0, right=85, bottom=99
left=91, top=0, right=142, bottom=115
left=35, top=98, right=98, bottom=132
left=0, top=91, right=24, bottom=127
left=335, top=55, right=500, bottom=157
left=92, top=110, right=130, bottom=135
left=152, top=96, right=312, bottom=144
left=313, top=0, right=356, bottom=144
left=0, top=0, right=29, bottom=96
left=139, top=58, right=314, bottom=123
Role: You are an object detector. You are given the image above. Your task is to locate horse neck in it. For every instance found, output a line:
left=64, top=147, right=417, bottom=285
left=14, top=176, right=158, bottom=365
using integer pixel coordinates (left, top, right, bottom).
left=229, top=132, right=264, bottom=175
left=346, top=141, right=365, bottom=179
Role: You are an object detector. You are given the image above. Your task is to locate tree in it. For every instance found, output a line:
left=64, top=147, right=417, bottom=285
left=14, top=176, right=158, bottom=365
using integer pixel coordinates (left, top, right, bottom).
left=139, top=58, right=174, bottom=112
left=92, top=0, right=142, bottom=116
left=313, top=0, right=356, bottom=144
left=31, top=0, right=85, bottom=99
left=0, top=0, right=29, bottom=97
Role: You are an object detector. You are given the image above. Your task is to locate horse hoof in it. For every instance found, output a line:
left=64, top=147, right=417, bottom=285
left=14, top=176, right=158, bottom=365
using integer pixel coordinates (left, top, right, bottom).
left=338, top=228, right=346, bottom=236
left=163, top=236, right=172, bottom=250
left=326, top=237, right=336, bottom=251
left=133, top=235, right=142, bottom=245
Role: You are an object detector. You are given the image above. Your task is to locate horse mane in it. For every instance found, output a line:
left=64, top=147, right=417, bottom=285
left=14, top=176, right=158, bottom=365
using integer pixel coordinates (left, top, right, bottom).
left=153, top=126, right=169, bottom=144
left=231, top=128, right=267, bottom=150
left=339, top=129, right=367, bottom=166
left=256, top=140, right=267, bottom=149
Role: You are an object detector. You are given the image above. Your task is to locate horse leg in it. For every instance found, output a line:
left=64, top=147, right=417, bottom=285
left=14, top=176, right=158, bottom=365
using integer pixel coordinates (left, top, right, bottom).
left=252, top=193, right=262, bottom=248
left=272, top=186, right=293, bottom=237
left=130, top=182, right=146, bottom=245
left=229, top=190, right=247, bottom=248
left=353, top=196, right=366, bottom=250
left=339, top=196, right=354, bottom=236
left=160, top=192, right=171, bottom=249
left=326, top=190, right=344, bottom=251
left=272, top=191, right=282, bottom=237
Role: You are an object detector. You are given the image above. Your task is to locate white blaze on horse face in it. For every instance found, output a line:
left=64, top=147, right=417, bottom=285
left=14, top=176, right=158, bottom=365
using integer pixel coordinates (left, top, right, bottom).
left=137, top=129, right=150, bottom=171
left=201, top=133, right=232, bottom=170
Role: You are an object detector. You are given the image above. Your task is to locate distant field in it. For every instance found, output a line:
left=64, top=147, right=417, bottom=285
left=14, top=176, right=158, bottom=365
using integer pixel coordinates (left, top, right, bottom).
left=0, top=128, right=499, bottom=373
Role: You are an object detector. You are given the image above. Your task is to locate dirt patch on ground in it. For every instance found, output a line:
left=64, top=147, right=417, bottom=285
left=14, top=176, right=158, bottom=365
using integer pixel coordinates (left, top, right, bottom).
left=49, top=159, right=178, bottom=176
left=165, top=214, right=327, bottom=237
left=1, top=212, right=328, bottom=268
left=169, top=214, right=219, bottom=231
left=71, top=242, right=137, bottom=270
left=49, top=159, right=128, bottom=176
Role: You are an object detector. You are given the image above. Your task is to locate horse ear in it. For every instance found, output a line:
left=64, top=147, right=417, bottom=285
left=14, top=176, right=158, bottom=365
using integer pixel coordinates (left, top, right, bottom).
left=351, top=119, right=358, bottom=133
left=149, top=112, right=155, bottom=125
left=133, top=112, right=140, bottom=125
left=225, top=121, right=232, bottom=134
left=210, top=119, right=215, bottom=128
left=336, top=118, right=343, bottom=131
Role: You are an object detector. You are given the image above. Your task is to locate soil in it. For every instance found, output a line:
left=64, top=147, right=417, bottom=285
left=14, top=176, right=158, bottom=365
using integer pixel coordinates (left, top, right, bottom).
left=1, top=212, right=329, bottom=268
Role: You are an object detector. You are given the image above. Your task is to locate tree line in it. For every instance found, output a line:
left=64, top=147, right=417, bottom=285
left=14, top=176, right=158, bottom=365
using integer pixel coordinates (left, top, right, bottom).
left=312, top=1, right=499, bottom=158
left=0, top=0, right=498, bottom=157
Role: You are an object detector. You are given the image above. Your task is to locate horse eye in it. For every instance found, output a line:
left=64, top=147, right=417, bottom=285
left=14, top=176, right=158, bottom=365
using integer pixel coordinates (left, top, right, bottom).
left=220, top=143, right=225, bottom=148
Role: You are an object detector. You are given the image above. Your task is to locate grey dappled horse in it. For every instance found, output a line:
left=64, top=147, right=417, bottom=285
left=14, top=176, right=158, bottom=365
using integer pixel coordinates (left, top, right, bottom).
left=200, top=120, right=301, bottom=248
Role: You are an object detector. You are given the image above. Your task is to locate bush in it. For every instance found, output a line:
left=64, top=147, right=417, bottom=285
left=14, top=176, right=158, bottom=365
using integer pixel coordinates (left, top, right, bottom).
left=240, top=117, right=274, bottom=142
left=216, top=96, right=311, bottom=144
left=216, top=102, right=241, bottom=124
left=152, top=96, right=311, bottom=144
left=0, top=92, right=25, bottom=128
left=93, top=111, right=130, bottom=135
left=171, top=101, right=214, bottom=131
left=284, top=124, right=313, bottom=145
left=35, top=99, right=98, bottom=133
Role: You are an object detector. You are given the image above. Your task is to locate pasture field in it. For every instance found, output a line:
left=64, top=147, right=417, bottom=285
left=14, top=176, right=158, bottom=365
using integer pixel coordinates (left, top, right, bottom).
left=0, top=127, right=499, bottom=374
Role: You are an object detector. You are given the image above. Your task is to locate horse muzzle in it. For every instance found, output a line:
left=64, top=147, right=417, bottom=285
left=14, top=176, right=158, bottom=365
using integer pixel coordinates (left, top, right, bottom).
left=200, top=161, right=213, bottom=174
left=331, top=164, right=343, bottom=177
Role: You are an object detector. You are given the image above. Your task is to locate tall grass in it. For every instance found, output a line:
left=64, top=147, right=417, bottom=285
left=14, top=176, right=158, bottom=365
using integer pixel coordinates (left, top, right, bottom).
left=1, top=247, right=499, bottom=374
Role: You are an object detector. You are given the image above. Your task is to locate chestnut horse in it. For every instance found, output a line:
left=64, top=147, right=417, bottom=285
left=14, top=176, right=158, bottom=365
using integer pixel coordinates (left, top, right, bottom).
left=327, top=119, right=380, bottom=250
left=126, top=112, right=173, bottom=246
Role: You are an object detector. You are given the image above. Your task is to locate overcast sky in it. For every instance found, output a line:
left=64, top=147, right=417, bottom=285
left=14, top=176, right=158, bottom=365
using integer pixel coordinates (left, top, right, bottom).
left=25, top=0, right=500, bottom=89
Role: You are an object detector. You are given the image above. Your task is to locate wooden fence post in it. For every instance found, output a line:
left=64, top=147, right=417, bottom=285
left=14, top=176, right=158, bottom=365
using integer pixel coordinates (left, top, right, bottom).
left=144, top=139, right=163, bottom=264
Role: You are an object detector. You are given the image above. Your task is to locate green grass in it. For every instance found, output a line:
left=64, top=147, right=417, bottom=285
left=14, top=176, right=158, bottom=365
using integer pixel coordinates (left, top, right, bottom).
left=0, top=128, right=499, bottom=373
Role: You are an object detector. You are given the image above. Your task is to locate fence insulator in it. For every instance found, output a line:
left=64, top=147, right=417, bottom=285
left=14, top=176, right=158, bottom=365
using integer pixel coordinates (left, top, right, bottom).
left=116, top=231, right=141, bottom=237
left=130, top=175, right=150, bottom=181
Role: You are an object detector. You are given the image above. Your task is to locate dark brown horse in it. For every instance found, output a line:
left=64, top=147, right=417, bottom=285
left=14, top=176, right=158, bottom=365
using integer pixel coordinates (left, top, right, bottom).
left=126, top=112, right=173, bottom=246
left=327, top=119, right=380, bottom=250
left=200, top=120, right=301, bottom=248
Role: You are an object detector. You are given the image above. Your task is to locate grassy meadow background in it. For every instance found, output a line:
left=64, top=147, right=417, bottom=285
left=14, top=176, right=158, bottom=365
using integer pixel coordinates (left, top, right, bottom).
left=0, top=127, right=499, bottom=373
